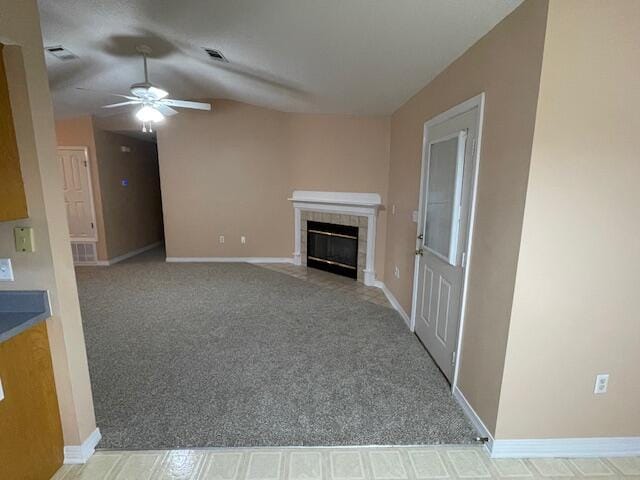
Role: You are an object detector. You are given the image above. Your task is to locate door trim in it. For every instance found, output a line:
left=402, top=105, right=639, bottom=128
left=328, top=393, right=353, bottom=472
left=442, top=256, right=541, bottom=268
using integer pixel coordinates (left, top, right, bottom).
left=409, top=93, right=485, bottom=391
left=57, top=146, right=98, bottom=242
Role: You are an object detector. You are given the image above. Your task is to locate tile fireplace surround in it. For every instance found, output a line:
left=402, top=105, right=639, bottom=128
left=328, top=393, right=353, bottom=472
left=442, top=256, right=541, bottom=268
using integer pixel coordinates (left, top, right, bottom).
left=289, top=191, right=382, bottom=285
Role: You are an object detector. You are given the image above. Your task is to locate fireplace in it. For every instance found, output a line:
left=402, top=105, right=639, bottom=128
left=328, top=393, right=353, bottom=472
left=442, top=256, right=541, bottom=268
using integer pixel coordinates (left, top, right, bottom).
left=290, top=191, right=382, bottom=285
left=307, top=221, right=358, bottom=279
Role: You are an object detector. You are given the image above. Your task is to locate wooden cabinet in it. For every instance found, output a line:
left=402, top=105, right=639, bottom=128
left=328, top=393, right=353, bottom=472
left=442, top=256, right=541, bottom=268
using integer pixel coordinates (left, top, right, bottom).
left=0, top=43, right=28, bottom=221
left=0, top=322, right=64, bottom=479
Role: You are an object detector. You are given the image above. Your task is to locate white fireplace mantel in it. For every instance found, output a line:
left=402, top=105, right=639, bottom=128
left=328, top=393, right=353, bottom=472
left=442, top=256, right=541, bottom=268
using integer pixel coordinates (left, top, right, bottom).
left=289, top=191, right=382, bottom=285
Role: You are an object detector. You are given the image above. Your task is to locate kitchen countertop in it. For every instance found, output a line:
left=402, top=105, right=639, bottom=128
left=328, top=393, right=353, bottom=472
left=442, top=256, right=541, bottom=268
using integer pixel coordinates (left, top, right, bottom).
left=0, top=291, right=51, bottom=344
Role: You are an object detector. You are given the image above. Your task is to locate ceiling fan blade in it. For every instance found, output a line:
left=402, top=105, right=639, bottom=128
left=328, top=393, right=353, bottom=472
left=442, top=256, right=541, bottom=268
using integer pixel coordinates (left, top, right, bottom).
left=161, top=99, right=211, bottom=111
left=102, top=100, right=141, bottom=109
left=154, top=103, right=178, bottom=116
left=76, top=87, right=138, bottom=101
left=148, top=86, right=169, bottom=100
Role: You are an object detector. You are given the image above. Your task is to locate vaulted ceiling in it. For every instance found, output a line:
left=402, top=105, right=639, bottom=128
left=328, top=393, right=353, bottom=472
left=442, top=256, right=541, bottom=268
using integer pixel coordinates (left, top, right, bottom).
left=39, top=0, right=522, bottom=118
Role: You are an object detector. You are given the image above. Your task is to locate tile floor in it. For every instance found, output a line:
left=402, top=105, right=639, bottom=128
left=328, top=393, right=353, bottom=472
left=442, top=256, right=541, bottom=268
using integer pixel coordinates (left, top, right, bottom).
left=256, top=263, right=391, bottom=308
left=52, top=446, right=640, bottom=480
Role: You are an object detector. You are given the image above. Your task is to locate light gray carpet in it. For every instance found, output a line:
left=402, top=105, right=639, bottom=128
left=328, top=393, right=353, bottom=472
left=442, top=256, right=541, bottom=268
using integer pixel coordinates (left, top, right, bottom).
left=75, top=248, right=476, bottom=449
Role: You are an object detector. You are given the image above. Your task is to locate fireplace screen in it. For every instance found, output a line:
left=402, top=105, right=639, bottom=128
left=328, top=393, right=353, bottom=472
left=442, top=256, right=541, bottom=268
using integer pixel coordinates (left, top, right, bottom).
left=307, top=221, right=358, bottom=279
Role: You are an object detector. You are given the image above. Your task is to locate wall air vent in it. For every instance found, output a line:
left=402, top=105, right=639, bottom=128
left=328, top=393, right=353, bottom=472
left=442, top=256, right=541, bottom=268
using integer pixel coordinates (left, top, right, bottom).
left=45, top=45, right=78, bottom=61
left=70, top=242, right=97, bottom=265
left=203, top=48, right=228, bottom=63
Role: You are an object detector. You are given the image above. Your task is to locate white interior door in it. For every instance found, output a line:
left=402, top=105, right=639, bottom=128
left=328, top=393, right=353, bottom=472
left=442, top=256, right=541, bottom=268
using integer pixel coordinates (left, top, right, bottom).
left=414, top=106, right=479, bottom=382
left=57, top=147, right=97, bottom=241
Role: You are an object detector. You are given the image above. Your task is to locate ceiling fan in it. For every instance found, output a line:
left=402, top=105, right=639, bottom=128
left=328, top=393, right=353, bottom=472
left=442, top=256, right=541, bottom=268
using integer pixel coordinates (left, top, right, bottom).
left=79, top=45, right=211, bottom=132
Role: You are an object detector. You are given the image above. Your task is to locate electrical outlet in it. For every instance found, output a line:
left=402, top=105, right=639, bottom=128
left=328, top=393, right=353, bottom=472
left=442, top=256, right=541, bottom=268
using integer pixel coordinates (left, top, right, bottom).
left=594, top=374, right=609, bottom=394
left=0, top=259, right=14, bottom=281
left=394, top=265, right=400, bottom=279
left=219, top=235, right=225, bottom=244
left=241, top=236, right=246, bottom=244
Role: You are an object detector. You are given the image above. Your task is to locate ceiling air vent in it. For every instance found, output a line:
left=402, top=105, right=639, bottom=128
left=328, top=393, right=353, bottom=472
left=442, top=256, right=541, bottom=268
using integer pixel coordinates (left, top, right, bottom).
left=203, top=48, right=228, bottom=63
left=45, top=45, right=78, bottom=61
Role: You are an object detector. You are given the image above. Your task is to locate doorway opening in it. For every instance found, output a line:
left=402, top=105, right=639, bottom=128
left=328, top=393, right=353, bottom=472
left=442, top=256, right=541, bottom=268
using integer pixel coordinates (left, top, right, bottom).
left=57, top=147, right=99, bottom=264
left=411, top=94, right=485, bottom=388
left=56, top=123, right=164, bottom=267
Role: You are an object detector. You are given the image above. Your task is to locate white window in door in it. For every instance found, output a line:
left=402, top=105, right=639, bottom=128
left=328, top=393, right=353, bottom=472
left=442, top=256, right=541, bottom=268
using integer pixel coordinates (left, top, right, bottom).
left=57, top=147, right=97, bottom=241
left=414, top=103, right=481, bottom=383
left=424, top=132, right=467, bottom=266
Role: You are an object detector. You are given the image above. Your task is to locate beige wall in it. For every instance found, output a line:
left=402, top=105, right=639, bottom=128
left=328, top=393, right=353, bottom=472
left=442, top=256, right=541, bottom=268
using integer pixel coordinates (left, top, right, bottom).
left=287, top=114, right=390, bottom=276
left=495, top=0, right=640, bottom=439
left=92, top=127, right=163, bottom=259
left=158, top=100, right=291, bottom=258
left=55, top=117, right=164, bottom=260
left=55, top=116, right=108, bottom=260
left=384, top=0, right=548, bottom=435
left=0, top=0, right=96, bottom=445
left=157, top=99, right=390, bottom=276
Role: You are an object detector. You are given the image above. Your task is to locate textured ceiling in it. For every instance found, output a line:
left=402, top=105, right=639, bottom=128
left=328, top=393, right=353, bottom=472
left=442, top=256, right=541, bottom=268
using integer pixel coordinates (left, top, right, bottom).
left=38, top=0, right=522, bottom=118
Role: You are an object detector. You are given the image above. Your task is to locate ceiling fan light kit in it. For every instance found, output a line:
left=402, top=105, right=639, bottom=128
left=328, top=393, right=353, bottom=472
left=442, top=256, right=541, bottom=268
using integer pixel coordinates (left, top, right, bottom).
left=78, top=45, right=211, bottom=133
left=136, top=105, right=164, bottom=123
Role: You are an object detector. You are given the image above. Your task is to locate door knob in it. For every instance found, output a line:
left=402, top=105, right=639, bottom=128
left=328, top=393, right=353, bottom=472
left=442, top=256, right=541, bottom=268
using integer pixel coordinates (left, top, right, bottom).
left=417, top=233, right=424, bottom=240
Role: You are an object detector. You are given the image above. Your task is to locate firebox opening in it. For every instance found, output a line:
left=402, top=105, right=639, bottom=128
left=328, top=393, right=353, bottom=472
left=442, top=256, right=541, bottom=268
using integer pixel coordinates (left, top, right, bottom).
left=306, top=220, right=359, bottom=279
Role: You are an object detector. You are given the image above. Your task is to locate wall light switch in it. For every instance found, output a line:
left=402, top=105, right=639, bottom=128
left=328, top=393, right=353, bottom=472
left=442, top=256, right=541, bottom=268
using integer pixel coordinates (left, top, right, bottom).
left=0, top=259, right=14, bottom=281
left=219, top=235, right=225, bottom=244
left=394, top=265, right=400, bottom=279
left=14, top=226, right=35, bottom=252
left=241, top=236, right=246, bottom=244
left=391, top=204, right=396, bottom=215
left=412, top=210, right=419, bottom=223
left=0, top=377, right=4, bottom=401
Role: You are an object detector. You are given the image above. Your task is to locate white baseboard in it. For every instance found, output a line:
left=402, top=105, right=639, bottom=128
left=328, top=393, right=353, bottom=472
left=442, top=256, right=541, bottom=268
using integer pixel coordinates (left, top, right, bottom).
left=373, top=281, right=411, bottom=330
left=452, top=386, right=494, bottom=454
left=452, top=387, right=640, bottom=458
left=491, top=437, right=640, bottom=458
left=166, top=257, right=294, bottom=264
left=93, top=241, right=163, bottom=266
left=64, top=428, right=101, bottom=464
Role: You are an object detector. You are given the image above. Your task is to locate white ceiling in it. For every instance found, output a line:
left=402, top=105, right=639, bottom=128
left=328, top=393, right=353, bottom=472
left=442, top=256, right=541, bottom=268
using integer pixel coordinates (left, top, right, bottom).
left=39, top=0, right=522, bottom=118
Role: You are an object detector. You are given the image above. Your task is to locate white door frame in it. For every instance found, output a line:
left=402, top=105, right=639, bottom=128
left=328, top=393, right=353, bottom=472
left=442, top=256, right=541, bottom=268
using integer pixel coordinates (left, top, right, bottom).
left=409, top=93, right=485, bottom=391
left=58, top=146, right=99, bottom=242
